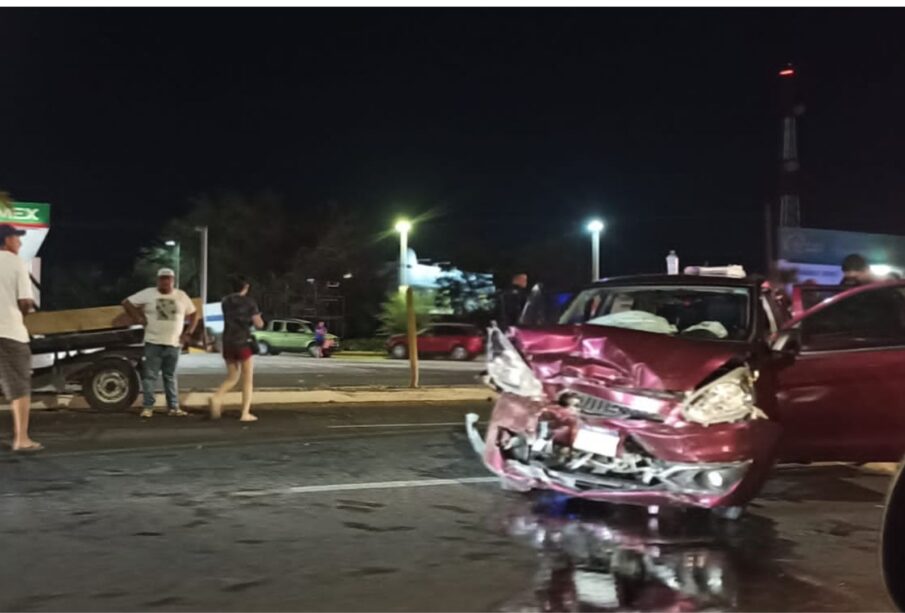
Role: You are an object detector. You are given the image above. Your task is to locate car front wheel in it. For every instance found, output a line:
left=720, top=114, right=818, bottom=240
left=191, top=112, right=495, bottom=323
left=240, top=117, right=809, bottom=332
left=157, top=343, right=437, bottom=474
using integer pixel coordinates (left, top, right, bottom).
left=449, top=345, right=469, bottom=361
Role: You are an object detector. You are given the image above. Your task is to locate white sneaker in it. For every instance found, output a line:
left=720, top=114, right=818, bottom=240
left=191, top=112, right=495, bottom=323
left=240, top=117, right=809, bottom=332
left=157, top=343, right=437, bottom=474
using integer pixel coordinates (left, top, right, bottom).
left=167, top=407, right=188, bottom=417
left=140, top=408, right=154, bottom=419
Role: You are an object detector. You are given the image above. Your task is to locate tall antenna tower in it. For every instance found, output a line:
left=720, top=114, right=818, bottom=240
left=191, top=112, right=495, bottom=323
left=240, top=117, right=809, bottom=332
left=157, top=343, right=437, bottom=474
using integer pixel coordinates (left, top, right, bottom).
left=778, top=63, right=803, bottom=227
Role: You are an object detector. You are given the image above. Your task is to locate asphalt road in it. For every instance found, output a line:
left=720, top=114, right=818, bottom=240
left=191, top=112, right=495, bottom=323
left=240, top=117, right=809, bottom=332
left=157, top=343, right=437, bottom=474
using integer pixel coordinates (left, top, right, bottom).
left=177, top=354, right=485, bottom=389
left=0, top=402, right=895, bottom=612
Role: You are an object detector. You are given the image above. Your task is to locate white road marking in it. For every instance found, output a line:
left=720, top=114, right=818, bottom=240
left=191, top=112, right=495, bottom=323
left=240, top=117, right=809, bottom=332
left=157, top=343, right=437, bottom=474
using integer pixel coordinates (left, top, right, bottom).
left=232, top=476, right=498, bottom=497
left=327, top=422, right=464, bottom=429
left=177, top=354, right=485, bottom=381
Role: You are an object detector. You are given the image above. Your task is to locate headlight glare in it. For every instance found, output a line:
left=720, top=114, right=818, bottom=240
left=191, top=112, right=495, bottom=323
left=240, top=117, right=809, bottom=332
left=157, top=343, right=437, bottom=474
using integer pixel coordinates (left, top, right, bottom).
left=488, top=348, right=544, bottom=398
left=485, top=327, right=544, bottom=399
left=681, top=367, right=766, bottom=426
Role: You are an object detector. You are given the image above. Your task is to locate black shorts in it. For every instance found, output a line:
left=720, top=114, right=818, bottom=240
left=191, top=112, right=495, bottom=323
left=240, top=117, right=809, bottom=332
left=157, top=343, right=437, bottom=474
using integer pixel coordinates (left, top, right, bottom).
left=0, top=338, right=31, bottom=400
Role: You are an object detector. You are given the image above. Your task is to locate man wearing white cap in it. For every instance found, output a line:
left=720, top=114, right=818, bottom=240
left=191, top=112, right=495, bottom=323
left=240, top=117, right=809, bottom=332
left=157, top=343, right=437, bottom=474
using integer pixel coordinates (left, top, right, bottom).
left=122, top=268, right=199, bottom=418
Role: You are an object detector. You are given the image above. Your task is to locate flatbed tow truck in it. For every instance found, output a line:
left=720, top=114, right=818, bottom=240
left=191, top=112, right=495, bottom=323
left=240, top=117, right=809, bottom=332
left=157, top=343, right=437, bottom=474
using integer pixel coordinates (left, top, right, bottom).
left=30, top=326, right=145, bottom=411
left=26, top=301, right=204, bottom=411
left=1, top=199, right=203, bottom=411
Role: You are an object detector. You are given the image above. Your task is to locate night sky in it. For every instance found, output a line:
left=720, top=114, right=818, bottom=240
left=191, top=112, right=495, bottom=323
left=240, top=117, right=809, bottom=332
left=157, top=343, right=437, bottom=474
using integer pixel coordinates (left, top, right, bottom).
left=2, top=9, right=904, bottom=281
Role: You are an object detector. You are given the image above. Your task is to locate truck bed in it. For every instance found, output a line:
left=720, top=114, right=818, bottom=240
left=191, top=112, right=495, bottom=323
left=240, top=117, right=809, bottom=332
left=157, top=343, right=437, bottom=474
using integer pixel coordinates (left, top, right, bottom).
left=30, top=327, right=144, bottom=354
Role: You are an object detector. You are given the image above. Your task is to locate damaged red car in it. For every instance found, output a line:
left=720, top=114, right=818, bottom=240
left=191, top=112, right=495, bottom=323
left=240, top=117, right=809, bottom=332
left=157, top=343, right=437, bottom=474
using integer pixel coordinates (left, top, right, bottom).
left=466, top=274, right=905, bottom=518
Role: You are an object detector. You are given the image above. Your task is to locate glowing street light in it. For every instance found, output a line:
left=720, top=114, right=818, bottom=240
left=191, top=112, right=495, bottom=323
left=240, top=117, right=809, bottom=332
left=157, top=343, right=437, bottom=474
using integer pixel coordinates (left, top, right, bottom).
left=587, top=219, right=605, bottom=281
left=395, top=219, right=412, bottom=291
left=164, top=240, right=181, bottom=288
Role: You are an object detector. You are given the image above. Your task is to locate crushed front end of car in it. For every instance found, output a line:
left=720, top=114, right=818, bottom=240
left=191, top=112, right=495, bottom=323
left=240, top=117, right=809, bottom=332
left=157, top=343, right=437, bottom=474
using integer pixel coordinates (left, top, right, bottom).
left=467, top=325, right=781, bottom=512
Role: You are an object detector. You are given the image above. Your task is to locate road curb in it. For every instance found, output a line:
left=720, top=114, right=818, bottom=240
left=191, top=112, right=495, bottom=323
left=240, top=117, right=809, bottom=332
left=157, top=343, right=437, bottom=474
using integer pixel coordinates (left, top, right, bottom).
left=26, top=386, right=497, bottom=411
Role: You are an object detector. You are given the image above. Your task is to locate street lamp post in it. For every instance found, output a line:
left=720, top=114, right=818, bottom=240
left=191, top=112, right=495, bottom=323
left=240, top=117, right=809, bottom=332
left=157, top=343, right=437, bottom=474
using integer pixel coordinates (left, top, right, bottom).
left=587, top=219, right=604, bottom=281
left=165, top=240, right=181, bottom=288
left=195, top=226, right=208, bottom=307
left=395, top=219, right=412, bottom=292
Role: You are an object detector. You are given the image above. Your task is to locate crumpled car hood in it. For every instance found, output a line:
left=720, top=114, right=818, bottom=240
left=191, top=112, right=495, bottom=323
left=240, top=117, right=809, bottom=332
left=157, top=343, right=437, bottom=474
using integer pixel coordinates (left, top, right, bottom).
left=512, top=324, right=748, bottom=392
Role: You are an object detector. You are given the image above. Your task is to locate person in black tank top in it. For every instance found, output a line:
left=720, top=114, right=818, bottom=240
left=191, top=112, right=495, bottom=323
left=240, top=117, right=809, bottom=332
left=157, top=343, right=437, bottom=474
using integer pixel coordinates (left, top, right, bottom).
left=210, top=275, right=264, bottom=422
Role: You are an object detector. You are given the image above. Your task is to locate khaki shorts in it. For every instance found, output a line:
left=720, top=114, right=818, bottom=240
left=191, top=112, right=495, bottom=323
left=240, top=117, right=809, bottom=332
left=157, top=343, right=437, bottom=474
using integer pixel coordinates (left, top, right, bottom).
left=0, top=338, right=31, bottom=401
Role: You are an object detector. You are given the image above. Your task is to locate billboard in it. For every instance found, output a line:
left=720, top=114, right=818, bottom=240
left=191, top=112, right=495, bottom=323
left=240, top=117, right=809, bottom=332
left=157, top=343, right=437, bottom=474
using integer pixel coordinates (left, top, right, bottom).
left=779, top=227, right=905, bottom=268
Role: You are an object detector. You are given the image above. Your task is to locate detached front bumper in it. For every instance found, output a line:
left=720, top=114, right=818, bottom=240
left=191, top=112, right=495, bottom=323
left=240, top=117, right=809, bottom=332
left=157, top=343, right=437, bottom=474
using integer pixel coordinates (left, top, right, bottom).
left=467, top=393, right=781, bottom=509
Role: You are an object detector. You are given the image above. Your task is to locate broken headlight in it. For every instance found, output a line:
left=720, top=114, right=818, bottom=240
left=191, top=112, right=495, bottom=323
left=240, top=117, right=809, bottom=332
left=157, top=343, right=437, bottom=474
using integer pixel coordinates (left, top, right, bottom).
left=681, top=367, right=766, bottom=427
left=485, top=327, right=544, bottom=399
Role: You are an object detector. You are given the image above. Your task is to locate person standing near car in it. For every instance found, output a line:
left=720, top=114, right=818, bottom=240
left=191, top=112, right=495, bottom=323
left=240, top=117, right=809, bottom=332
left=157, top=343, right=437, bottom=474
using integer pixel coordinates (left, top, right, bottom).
left=209, top=275, right=264, bottom=422
left=122, top=268, right=199, bottom=419
left=840, top=253, right=874, bottom=287
left=0, top=224, right=41, bottom=452
left=314, top=320, right=328, bottom=358
left=498, top=272, right=529, bottom=330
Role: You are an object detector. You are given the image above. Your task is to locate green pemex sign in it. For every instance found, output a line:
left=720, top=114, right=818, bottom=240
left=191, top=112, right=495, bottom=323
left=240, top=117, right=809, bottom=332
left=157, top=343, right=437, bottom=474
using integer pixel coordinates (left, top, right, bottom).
left=0, top=201, right=51, bottom=262
left=0, top=202, right=50, bottom=227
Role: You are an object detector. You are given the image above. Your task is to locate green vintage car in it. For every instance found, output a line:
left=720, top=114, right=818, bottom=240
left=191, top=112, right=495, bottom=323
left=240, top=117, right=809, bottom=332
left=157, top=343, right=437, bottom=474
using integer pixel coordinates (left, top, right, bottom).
left=252, top=319, right=340, bottom=357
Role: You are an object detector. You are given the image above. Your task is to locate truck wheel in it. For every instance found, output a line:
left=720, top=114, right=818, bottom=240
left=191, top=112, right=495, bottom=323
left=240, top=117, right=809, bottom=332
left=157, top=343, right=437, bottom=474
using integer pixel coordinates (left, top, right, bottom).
left=84, top=360, right=140, bottom=412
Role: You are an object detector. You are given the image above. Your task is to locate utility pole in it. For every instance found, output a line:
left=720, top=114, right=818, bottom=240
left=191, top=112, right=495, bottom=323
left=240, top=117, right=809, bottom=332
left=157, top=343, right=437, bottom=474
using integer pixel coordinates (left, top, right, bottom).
left=196, top=226, right=208, bottom=307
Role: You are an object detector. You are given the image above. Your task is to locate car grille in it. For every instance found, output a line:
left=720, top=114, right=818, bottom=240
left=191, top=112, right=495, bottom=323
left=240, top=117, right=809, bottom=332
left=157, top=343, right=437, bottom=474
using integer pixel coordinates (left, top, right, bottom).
left=574, top=393, right=632, bottom=417
left=571, top=392, right=663, bottom=421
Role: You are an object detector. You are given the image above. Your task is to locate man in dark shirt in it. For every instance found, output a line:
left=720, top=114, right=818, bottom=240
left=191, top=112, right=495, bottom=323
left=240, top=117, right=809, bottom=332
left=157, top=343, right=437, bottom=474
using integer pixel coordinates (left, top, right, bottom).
left=498, top=273, right=528, bottom=330
left=841, top=253, right=874, bottom=287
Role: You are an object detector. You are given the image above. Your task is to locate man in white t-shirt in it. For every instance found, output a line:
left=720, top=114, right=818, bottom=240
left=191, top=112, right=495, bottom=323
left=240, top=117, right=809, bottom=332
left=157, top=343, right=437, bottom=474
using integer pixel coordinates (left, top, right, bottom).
left=123, top=268, right=199, bottom=418
left=0, top=224, right=40, bottom=451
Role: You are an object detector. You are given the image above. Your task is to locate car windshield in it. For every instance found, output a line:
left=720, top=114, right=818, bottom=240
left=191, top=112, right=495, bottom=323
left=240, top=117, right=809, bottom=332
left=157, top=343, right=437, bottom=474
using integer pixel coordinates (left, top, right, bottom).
left=559, top=285, right=752, bottom=341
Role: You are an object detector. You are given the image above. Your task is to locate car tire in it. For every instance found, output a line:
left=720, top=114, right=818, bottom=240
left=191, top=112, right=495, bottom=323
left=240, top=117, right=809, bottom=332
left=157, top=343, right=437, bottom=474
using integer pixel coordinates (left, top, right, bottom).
left=449, top=345, right=469, bottom=361
left=390, top=344, right=407, bottom=359
left=307, top=343, right=321, bottom=358
left=84, top=360, right=140, bottom=412
left=258, top=341, right=273, bottom=356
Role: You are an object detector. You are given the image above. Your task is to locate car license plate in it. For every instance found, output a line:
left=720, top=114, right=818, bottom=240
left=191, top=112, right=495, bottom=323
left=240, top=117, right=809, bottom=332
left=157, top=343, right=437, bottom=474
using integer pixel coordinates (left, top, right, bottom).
left=572, top=426, right=621, bottom=457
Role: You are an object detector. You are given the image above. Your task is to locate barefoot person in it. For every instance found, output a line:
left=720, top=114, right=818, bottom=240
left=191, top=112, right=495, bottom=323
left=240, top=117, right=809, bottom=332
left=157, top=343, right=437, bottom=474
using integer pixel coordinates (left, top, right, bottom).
left=210, top=275, right=264, bottom=422
left=0, top=224, right=41, bottom=451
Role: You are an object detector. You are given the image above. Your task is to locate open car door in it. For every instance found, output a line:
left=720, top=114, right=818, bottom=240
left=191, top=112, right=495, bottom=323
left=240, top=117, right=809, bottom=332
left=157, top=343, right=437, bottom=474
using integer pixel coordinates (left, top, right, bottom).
left=790, top=284, right=848, bottom=318
left=774, top=281, right=905, bottom=462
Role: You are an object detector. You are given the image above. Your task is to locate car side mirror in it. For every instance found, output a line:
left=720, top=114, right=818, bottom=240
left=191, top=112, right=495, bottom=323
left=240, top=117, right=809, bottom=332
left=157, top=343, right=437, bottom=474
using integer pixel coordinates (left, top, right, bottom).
left=771, top=328, right=801, bottom=355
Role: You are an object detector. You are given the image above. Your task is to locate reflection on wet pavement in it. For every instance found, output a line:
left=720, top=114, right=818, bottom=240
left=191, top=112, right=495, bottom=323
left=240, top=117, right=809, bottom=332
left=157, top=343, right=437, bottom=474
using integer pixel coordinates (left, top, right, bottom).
left=493, top=495, right=745, bottom=611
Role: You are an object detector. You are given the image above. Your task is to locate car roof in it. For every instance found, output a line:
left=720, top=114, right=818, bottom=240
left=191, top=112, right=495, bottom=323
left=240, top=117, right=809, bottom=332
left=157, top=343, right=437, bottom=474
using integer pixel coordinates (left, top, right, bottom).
left=585, top=274, right=761, bottom=289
